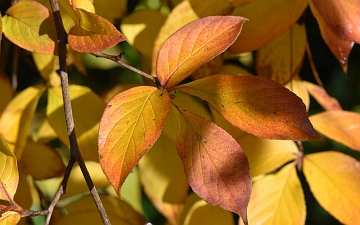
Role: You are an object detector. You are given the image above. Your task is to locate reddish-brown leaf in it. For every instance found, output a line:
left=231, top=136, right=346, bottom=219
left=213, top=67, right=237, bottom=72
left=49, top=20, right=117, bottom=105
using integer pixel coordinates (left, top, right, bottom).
left=175, top=75, right=320, bottom=141
left=304, top=81, right=342, bottom=111
left=156, top=16, right=248, bottom=89
left=308, top=0, right=354, bottom=71
left=310, top=111, right=360, bottom=151
left=68, top=9, right=126, bottom=52
left=98, top=86, right=170, bottom=195
left=173, top=105, right=251, bottom=224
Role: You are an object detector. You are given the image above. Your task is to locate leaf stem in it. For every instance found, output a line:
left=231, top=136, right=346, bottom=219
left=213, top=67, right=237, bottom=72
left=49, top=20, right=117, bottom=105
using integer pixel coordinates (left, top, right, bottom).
left=306, top=43, right=324, bottom=88
left=48, top=0, right=111, bottom=224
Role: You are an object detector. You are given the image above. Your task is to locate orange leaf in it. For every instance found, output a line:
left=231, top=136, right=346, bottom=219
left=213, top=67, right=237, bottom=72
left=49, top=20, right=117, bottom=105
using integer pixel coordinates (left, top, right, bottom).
left=304, top=81, right=342, bottom=111
left=2, top=1, right=57, bottom=54
left=175, top=75, right=320, bottom=141
left=98, top=86, right=170, bottom=195
left=256, top=23, right=306, bottom=85
left=243, top=163, right=306, bottom=225
left=311, top=0, right=360, bottom=43
left=0, top=136, right=18, bottom=202
left=231, top=0, right=307, bottom=53
left=308, top=0, right=353, bottom=71
left=156, top=16, right=248, bottom=89
left=173, top=105, right=251, bottom=224
left=310, top=111, right=360, bottom=151
left=68, top=9, right=126, bottom=52
left=303, top=151, right=360, bottom=225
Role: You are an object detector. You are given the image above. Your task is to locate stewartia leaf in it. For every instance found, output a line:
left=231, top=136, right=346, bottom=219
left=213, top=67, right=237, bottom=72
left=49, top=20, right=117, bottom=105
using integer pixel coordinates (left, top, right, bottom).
left=98, top=86, right=170, bottom=195
left=310, top=111, right=360, bottom=151
left=0, top=135, right=19, bottom=202
left=303, top=151, right=360, bottom=225
left=156, top=16, right=248, bottom=89
left=2, top=1, right=57, bottom=54
left=68, top=9, right=127, bottom=52
left=175, top=75, right=321, bottom=141
left=173, top=105, right=251, bottom=224
left=305, top=81, right=342, bottom=111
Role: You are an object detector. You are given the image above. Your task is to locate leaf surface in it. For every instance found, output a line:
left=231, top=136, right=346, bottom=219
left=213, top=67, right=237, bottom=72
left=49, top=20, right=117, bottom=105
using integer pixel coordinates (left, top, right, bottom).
left=310, top=111, right=360, bottom=151
left=256, top=23, right=306, bottom=85
left=98, top=86, right=170, bottom=195
left=173, top=106, right=251, bottom=224
left=243, top=163, right=305, bottom=225
left=93, top=0, right=127, bottom=24
left=156, top=16, right=248, bottom=89
left=0, top=136, right=18, bottom=202
left=284, top=77, right=310, bottom=111
left=0, top=71, right=13, bottom=116
left=2, top=1, right=57, bottom=54
left=303, top=151, right=360, bottom=225
left=0, top=211, right=20, bottom=224
left=68, top=9, right=126, bottom=52
left=175, top=75, right=320, bottom=140
left=70, top=0, right=95, bottom=13
left=231, top=0, right=307, bottom=53
left=188, top=0, right=232, bottom=17
left=304, top=81, right=342, bottom=111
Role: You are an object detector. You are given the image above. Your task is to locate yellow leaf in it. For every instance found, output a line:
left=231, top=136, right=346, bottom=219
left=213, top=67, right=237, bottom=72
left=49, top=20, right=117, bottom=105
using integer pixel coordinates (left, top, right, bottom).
left=0, top=85, right=45, bottom=158
left=118, top=167, right=142, bottom=214
left=256, top=23, right=307, bottom=85
left=303, top=151, right=360, bottom=225
left=47, top=85, right=106, bottom=161
left=68, top=9, right=126, bottom=52
left=70, top=0, right=95, bottom=13
left=33, top=119, right=58, bottom=143
left=237, top=134, right=297, bottom=177
left=0, top=71, right=13, bottom=116
left=304, top=81, right=342, bottom=111
left=0, top=211, right=20, bottom=225
left=32, top=52, right=60, bottom=87
left=0, top=136, right=18, bottom=202
left=19, top=140, right=65, bottom=180
left=285, top=76, right=310, bottom=111
left=310, top=111, right=360, bottom=151
left=244, top=163, right=305, bottom=225
left=13, top=170, right=32, bottom=212
left=93, top=0, right=127, bottom=24
left=2, top=1, right=57, bottom=54
left=51, top=195, right=146, bottom=225
left=98, top=86, right=170, bottom=195
left=188, top=0, right=232, bottom=17
left=231, top=0, right=307, bottom=53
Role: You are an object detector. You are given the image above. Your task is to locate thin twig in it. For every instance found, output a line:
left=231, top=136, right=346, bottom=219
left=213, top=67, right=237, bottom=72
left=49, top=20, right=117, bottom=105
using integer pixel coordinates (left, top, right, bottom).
left=306, top=43, right=324, bottom=88
left=48, top=0, right=111, bottom=224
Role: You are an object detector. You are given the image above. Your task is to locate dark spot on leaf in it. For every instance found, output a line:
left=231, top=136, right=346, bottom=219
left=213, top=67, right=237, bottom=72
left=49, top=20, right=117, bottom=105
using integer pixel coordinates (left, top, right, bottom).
left=233, top=163, right=237, bottom=168
left=159, top=93, right=163, bottom=97
left=107, top=105, right=112, bottom=108
left=197, top=135, right=202, bottom=140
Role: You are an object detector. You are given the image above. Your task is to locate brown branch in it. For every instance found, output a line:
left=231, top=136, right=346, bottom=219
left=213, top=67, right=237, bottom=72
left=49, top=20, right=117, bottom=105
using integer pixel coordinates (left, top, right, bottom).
left=306, top=43, right=324, bottom=88
left=48, top=0, right=111, bottom=224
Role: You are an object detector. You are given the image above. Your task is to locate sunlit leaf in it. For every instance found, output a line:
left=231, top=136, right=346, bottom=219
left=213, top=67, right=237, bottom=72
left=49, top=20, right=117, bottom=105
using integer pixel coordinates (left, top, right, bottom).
left=310, top=111, right=360, bottom=151
left=2, top=1, right=57, bottom=54
left=68, top=9, right=126, bottom=52
left=157, top=16, right=247, bottom=89
left=51, top=195, right=146, bottom=225
left=231, top=0, right=307, bottom=53
left=0, top=136, right=18, bottom=202
left=173, top=106, right=251, bottom=224
left=237, top=134, right=298, bottom=177
left=304, top=81, right=342, bottom=111
left=303, top=151, right=360, bottom=225
left=0, top=71, right=13, bottom=116
left=190, top=54, right=224, bottom=80
left=0, top=211, right=20, bottom=225
left=0, top=85, right=45, bottom=158
left=284, top=77, right=310, bottom=111
left=47, top=85, right=106, bottom=161
left=19, top=140, right=65, bottom=180
left=188, top=0, right=232, bottom=17
left=256, top=23, right=306, bottom=85
left=243, top=163, right=306, bottom=225
left=175, top=75, right=320, bottom=140
left=308, top=0, right=353, bottom=71
left=98, top=86, right=170, bottom=195
left=139, top=133, right=188, bottom=224
left=93, top=0, right=127, bottom=24
left=32, top=52, right=60, bottom=87
left=118, top=167, right=142, bottom=214
left=70, top=0, right=95, bottom=13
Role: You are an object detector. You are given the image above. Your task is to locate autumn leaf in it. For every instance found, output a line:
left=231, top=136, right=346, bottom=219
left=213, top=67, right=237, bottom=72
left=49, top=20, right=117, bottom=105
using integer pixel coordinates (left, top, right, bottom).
left=0, top=135, right=18, bottom=203
left=68, top=9, right=126, bottom=52
left=256, top=23, right=306, bottom=85
left=310, top=111, right=360, bottom=151
left=98, top=86, right=170, bottom=195
left=70, top=0, right=95, bottom=13
left=156, top=16, right=248, bottom=89
left=188, top=0, right=232, bottom=17
left=231, top=0, right=307, bottom=53
left=0, top=211, right=20, bottom=225
left=304, top=81, right=342, bottom=111
left=175, top=75, right=320, bottom=141
left=284, top=76, right=310, bottom=111
left=93, top=0, right=127, bottom=24
left=2, top=1, right=57, bottom=54
left=173, top=105, right=251, bottom=224
left=303, top=151, right=360, bottom=225
left=243, top=163, right=306, bottom=225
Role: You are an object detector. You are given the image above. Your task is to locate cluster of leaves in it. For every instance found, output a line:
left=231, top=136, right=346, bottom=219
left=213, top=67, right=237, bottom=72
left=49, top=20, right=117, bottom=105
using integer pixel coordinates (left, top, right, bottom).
left=0, top=0, right=360, bottom=225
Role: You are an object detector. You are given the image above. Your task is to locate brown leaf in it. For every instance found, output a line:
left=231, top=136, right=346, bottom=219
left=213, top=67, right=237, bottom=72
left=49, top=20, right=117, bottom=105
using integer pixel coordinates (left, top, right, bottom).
left=175, top=75, right=321, bottom=141
left=156, top=16, right=248, bottom=89
left=310, top=111, right=360, bottom=151
left=304, top=81, right=342, bottom=111
left=173, top=105, right=251, bottom=224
